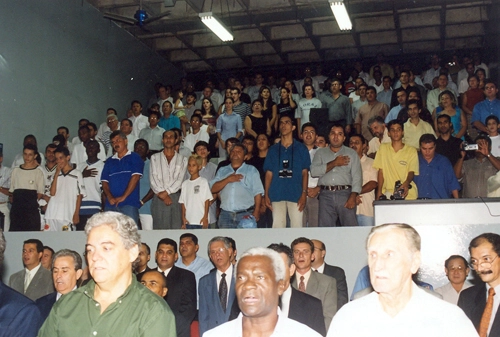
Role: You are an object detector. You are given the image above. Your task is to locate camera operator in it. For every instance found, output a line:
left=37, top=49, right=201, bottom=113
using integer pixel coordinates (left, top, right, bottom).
left=454, top=134, right=500, bottom=197
left=311, top=123, right=362, bottom=227
left=264, top=115, right=310, bottom=228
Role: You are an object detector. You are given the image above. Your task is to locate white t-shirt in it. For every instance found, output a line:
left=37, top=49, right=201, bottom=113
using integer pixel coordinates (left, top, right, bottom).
left=490, top=135, right=500, bottom=157
left=184, top=130, right=210, bottom=152
left=76, top=160, right=104, bottom=214
left=45, top=169, right=86, bottom=222
left=297, top=97, right=322, bottom=127
left=178, top=176, right=213, bottom=225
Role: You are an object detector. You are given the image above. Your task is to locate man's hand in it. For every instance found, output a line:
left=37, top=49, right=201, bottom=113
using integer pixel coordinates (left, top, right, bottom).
left=252, top=209, right=260, bottom=222
left=200, top=217, right=209, bottom=229
left=226, top=173, right=244, bottom=183
left=297, top=193, right=307, bottom=212
left=72, top=214, right=80, bottom=226
left=307, top=186, right=320, bottom=198
left=162, top=194, right=173, bottom=206
left=400, top=182, right=410, bottom=198
left=265, top=195, right=273, bottom=211
left=356, top=195, right=362, bottom=205
left=82, top=166, right=98, bottom=178
left=344, top=194, right=357, bottom=209
left=332, top=155, right=350, bottom=167
left=477, top=138, right=490, bottom=157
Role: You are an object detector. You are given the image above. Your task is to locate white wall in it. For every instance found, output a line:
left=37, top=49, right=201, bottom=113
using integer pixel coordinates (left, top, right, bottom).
left=0, top=0, right=183, bottom=163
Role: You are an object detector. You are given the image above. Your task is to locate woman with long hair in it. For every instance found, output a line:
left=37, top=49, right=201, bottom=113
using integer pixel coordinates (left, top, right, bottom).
left=258, top=86, right=277, bottom=133
left=297, top=84, right=322, bottom=129
left=276, top=87, right=297, bottom=131
left=216, top=97, right=242, bottom=159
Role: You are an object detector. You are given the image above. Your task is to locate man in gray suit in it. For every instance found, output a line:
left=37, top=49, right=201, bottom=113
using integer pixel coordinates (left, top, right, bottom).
left=311, top=239, right=348, bottom=309
left=9, top=239, right=54, bottom=301
left=291, top=237, right=338, bottom=331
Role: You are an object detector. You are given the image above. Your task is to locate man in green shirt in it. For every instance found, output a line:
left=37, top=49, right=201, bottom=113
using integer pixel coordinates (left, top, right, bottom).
left=38, top=212, right=176, bottom=337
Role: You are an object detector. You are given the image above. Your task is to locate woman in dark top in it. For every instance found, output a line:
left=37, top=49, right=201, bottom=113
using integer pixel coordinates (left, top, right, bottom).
left=249, top=133, right=273, bottom=228
left=258, top=86, right=278, bottom=131
left=277, top=87, right=297, bottom=126
left=245, top=100, right=271, bottom=138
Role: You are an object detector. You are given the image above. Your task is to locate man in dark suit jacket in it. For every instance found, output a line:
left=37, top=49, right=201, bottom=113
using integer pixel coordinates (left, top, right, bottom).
left=311, top=239, right=348, bottom=309
left=134, top=243, right=152, bottom=281
left=156, top=238, right=197, bottom=337
left=199, top=236, right=237, bottom=336
left=9, top=239, right=54, bottom=301
left=268, top=243, right=326, bottom=336
left=0, top=230, right=42, bottom=337
left=458, top=233, right=500, bottom=336
left=35, top=249, right=84, bottom=322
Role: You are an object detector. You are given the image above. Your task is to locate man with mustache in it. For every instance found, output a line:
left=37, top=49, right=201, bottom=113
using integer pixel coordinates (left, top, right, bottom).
left=101, top=131, right=144, bottom=225
left=459, top=233, right=500, bottom=336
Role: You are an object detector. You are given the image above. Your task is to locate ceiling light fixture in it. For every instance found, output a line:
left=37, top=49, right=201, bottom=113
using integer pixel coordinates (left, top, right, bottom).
left=199, top=12, right=234, bottom=42
left=328, top=0, right=352, bottom=31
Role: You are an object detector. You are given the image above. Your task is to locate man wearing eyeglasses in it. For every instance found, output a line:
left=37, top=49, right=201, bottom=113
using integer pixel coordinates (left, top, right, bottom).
left=459, top=233, right=500, bottom=337
left=198, top=236, right=237, bottom=336
left=435, top=255, right=472, bottom=305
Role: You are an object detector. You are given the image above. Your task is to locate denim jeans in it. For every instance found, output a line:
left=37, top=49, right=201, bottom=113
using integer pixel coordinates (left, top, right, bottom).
left=356, top=214, right=374, bottom=226
left=218, top=209, right=256, bottom=229
left=105, top=205, right=139, bottom=228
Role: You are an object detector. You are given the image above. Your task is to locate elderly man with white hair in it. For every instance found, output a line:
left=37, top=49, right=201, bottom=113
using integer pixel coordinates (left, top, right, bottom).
left=38, top=212, right=176, bottom=337
left=204, top=247, right=321, bottom=337
left=327, top=223, right=478, bottom=337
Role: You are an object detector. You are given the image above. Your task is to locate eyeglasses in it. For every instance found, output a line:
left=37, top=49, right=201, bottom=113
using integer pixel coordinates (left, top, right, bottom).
left=469, top=255, right=498, bottom=270
left=209, top=247, right=227, bottom=256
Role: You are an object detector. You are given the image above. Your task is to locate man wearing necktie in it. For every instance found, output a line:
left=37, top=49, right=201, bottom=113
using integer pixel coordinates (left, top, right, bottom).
left=459, top=233, right=500, bottom=337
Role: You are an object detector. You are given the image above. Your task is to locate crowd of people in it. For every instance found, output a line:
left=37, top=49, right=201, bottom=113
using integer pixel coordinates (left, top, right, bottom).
left=0, top=212, right=498, bottom=336
left=0, top=51, right=499, bottom=231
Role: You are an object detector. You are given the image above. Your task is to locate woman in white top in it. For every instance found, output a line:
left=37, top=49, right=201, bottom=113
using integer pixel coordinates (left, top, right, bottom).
left=297, top=84, right=322, bottom=129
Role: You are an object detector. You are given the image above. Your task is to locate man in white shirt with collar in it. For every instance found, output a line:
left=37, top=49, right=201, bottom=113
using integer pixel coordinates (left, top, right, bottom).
left=9, top=239, right=54, bottom=301
left=129, top=100, right=149, bottom=137
left=459, top=233, right=500, bottom=337
left=367, top=116, right=390, bottom=158
left=291, top=237, right=337, bottom=331
left=35, top=249, right=83, bottom=321
left=199, top=236, right=236, bottom=336
left=204, top=247, right=321, bottom=337
left=328, top=224, right=478, bottom=337
left=435, top=255, right=472, bottom=305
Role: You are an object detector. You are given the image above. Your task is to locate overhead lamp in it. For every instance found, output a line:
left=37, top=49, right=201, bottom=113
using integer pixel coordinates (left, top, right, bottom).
left=329, top=0, right=352, bottom=31
left=199, top=12, right=234, bottom=42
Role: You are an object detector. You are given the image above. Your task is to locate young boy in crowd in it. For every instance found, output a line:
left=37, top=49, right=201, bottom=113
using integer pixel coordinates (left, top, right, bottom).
left=485, top=115, right=500, bottom=157
left=44, top=147, right=85, bottom=231
left=179, top=155, right=213, bottom=229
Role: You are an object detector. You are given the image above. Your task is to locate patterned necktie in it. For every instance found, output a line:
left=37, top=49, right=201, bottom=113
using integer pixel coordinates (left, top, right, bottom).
left=219, top=273, right=228, bottom=312
left=479, top=287, right=496, bottom=337
left=299, top=275, right=306, bottom=292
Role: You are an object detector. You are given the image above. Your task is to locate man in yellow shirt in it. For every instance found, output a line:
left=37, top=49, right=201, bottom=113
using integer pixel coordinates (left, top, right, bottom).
left=403, top=100, right=435, bottom=149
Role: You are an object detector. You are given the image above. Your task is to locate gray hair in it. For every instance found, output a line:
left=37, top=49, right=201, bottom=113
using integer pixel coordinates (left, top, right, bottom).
left=366, top=223, right=421, bottom=254
left=85, top=212, right=141, bottom=250
left=0, top=229, right=5, bottom=264
left=207, top=236, right=232, bottom=256
left=238, top=247, right=286, bottom=281
left=52, top=249, right=83, bottom=270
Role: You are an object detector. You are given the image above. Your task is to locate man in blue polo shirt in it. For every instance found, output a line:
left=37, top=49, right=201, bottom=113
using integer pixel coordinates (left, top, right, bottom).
left=472, top=80, right=500, bottom=133
left=414, top=134, right=460, bottom=199
left=158, top=100, right=181, bottom=131
left=264, top=115, right=310, bottom=228
left=101, top=131, right=144, bottom=225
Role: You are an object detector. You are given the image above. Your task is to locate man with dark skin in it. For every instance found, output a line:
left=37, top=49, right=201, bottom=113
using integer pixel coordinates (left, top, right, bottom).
left=140, top=270, right=168, bottom=298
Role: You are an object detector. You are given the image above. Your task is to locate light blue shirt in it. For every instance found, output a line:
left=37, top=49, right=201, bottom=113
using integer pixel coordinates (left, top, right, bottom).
left=216, top=112, right=243, bottom=141
left=385, top=105, right=403, bottom=123
left=210, top=163, right=264, bottom=212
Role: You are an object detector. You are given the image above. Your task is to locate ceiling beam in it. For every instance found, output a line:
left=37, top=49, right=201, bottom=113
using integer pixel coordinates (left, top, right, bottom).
left=392, top=5, right=403, bottom=54
left=439, top=4, right=447, bottom=52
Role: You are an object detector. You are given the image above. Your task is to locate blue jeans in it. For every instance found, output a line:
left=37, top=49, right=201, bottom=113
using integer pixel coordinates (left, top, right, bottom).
left=218, top=209, right=256, bottom=229
left=356, top=214, right=374, bottom=226
left=186, top=224, right=202, bottom=229
left=105, top=205, right=139, bottom=228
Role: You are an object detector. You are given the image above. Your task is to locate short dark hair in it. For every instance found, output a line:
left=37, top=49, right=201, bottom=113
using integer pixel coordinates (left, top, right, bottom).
left=268, top=243, right=293, bottom=266
left=131, top=100, right=142, bottom=107
left=191, top=114, right=202, bottom=123
left=107, top=107, right=117, bottom=114
left=436, top=114, right=451, bottom=123
left=57, top=126, right=69, bottom=134
left=121, top=118, right=133, bottom=127
left=291, top=237, right=314, bottom=252
left=366, top=86, right=377, bottom=94
left=142, top=242, right=151, bottom=255
left=157, top=238, right=177, bottom=253
left=149, top=110, right=161, bottom=119
left=350, top=133, right=366, bottom=145
left=475, top=134, right=492, bottom=148
left=180, top=233, right=199, bottom=245
left=46, top=143, right=58, bottom=152
left=486, top=115, right=500, bottom=125
left=24, top=239, right=43, bottom=253
left=444, top=255, right=468, bottom=269
left=134, top=139, right=149, bottom=152
left=55, top=146, right=71, bottom=157
left=301, top=122, right=317, bottom=134
left=43, top=246, right=55, bottom=255
left=87, top=122, right=98, bottom=132
left=194, top=141, right=209, bottom=153
left=406, top=99, right=422, bottom=110
left=242, top=134, right=256, bottom=144
left=469, top=233, right=500, bottom=256
left=419, top=133, right=436, bottom=146
left=387, top=119, right=404, bottom=130
left=329, top=123, right=345, bottom=134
